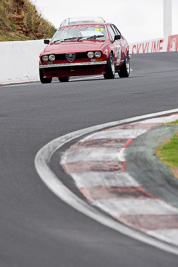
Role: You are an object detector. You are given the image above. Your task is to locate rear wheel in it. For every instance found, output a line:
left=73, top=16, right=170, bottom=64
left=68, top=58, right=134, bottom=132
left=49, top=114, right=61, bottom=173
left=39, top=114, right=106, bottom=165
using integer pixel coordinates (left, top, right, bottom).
left=118, top=53, right=130, bottom=78
left=39, top=69, right=52, bottom=84
left=58, top=77, right=69, bottom=82
left=104, top=52, right=115, bottom=79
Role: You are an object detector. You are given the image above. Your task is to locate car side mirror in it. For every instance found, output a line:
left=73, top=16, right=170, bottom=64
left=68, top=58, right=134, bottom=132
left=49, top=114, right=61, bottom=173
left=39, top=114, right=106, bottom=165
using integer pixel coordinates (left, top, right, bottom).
left=114, top=35, right=121, bottom=41
left=44, top=39, right=50, bottom=44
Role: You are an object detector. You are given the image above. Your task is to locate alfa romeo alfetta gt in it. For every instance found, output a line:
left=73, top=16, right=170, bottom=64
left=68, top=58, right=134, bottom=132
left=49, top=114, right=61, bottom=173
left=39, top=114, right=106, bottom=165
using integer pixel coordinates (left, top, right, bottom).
left=39, top=22, right=130, bottom=83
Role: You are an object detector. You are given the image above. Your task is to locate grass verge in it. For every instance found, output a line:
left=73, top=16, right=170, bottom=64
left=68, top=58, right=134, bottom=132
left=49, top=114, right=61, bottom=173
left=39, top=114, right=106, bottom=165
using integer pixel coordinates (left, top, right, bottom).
left=0, top=0, right=56, bottom=41
left=156, top=120, right=178, bottom=178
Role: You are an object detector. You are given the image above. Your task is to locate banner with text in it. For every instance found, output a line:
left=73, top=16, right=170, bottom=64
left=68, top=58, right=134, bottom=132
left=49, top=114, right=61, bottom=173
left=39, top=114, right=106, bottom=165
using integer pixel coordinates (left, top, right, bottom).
left=130, top=34, right=178, bottom=54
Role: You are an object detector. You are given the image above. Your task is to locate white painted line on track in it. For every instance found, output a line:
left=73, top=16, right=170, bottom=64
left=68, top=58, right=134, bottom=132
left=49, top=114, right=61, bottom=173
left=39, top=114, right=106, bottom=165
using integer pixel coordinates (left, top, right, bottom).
left=141, top=115, right=178, bottom=124
left=35, top=108, right=178, bottom=256
left=148, top=229, right=178, bottom=247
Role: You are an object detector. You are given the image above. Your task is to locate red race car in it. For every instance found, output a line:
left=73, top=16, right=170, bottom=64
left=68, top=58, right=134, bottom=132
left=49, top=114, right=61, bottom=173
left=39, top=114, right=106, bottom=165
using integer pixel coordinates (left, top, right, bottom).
left=39, top=22, right=130, bottom=83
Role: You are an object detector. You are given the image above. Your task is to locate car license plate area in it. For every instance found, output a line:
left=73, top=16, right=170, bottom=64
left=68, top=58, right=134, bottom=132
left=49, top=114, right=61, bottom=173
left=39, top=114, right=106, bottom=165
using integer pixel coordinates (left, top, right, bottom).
left=44, top=65, right=105, bottom=78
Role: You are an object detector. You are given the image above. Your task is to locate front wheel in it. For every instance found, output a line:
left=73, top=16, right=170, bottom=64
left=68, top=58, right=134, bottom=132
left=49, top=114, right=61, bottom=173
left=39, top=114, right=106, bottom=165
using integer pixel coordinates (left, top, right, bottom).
left=39, top=69, right=52, bottom=84
left=58, top=77, right=69, bottom=82
left=118, top=54, right=130, bottom=78
left=104, top=53, right=115, bottom=79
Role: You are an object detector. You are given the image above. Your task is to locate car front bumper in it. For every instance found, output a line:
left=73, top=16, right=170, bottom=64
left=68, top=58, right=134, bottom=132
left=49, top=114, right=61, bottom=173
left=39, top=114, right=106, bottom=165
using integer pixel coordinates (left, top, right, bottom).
left=40, top=61, right=107, bottom=78
left=39, top=61, right=107, bottom=69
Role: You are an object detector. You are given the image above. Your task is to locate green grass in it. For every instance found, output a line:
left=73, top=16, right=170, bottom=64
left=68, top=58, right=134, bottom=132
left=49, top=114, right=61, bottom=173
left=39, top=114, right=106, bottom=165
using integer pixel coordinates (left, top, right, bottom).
left=0, top=0, right=56, bottom=41
left=164, top=119, right=178, bottom=126
left=156, top=132, right=178, bottom=168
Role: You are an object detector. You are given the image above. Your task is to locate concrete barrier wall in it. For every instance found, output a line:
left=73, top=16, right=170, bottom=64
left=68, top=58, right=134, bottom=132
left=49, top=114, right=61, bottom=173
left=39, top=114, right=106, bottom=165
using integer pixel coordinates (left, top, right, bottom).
left=0, top=34, right=178, bottom=85
left=0, top=40, right=46, bottom=84
left=130, top=34, right=178, bottom=54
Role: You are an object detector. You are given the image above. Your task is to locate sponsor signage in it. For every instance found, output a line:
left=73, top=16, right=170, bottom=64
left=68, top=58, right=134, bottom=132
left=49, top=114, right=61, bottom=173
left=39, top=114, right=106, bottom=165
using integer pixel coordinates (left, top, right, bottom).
left=130, top=34, right=178, bottom=54
left=167, top=35, right=178, bottom=51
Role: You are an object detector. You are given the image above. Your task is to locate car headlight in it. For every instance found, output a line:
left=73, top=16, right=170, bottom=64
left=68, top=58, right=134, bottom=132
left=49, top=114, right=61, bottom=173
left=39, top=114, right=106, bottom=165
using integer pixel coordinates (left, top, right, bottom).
left=49, top=54, right=55, bottom=61
left=95, top=51, right=102, bottom=58
left=42, top=55, right=48, bottom=62
left=87, top=52, right=94, bottom=58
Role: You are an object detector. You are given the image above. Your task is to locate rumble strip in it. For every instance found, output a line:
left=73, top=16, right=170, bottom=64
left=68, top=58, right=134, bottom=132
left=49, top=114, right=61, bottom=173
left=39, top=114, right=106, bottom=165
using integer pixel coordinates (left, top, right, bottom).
left=35, top=109, right=178, bottom=256
left=61, top=114, right=178, bottom=248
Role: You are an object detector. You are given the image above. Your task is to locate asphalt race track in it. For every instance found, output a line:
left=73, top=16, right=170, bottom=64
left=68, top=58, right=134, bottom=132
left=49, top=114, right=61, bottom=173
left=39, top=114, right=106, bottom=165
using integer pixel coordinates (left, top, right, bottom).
left=0, top=52, right=178, bottom=267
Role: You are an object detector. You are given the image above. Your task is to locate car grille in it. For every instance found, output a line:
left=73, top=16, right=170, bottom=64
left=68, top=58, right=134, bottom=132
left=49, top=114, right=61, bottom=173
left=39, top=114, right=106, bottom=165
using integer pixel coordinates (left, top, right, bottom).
left=55, top=52, right=88, bottom=61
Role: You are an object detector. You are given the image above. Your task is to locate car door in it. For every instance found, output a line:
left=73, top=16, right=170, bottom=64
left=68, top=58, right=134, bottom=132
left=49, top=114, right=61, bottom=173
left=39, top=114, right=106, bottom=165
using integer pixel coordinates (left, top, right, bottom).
left=107, top=25, right=119, bottom=66
left=111, top=24, right=124, bottom=66
left=112, top=24, right=127, bottom=64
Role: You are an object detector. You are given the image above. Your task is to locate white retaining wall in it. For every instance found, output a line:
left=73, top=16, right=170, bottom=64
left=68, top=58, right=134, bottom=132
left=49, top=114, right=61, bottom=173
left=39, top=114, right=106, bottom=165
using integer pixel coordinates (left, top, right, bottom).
left=0, top=34, right=178, bottom=85
left=0, top=40, right=46, bottom=84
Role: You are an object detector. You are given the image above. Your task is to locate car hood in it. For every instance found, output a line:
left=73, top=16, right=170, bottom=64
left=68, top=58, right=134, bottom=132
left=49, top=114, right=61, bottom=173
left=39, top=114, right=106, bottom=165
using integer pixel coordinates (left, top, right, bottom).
left=43, top=39, right=108, bottom=54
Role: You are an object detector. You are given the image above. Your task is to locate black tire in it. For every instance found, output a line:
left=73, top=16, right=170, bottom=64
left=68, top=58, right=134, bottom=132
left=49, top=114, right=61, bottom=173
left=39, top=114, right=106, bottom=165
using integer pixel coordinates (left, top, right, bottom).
left=118, top=53, right=130, bottom=78
left=39, top=69, right=52, bottom=84
left=104, top=52, right=115, bottom=79
left=58, top=77, right=69, bottom=82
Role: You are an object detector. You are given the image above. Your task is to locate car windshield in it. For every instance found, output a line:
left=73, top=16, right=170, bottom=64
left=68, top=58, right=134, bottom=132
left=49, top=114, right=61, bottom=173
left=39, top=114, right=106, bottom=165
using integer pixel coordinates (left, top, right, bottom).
left=51, top=24, right=108, bottom=43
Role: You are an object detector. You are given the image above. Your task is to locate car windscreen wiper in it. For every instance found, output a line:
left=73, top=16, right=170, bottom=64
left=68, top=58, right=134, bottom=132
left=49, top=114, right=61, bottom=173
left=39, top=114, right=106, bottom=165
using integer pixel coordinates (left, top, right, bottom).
left=53, top=35, right=104, bottom=43
left=63, top=37, right=84, bottom=41
left=53, top=40, right=62, bottom=43
left=86, top=35, right=104, bottom=40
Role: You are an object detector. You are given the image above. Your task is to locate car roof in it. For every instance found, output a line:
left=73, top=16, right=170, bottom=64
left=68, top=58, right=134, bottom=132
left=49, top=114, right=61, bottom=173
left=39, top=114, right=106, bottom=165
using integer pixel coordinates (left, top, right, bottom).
left=59, top=22, right=111, bottom=29
left=60, top=17, right=105, bottom=26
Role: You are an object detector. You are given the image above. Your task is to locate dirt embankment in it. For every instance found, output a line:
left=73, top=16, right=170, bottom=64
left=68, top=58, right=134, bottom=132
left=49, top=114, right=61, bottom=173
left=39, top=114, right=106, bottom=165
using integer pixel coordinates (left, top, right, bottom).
left=0, top=0, right=56, bottom=41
